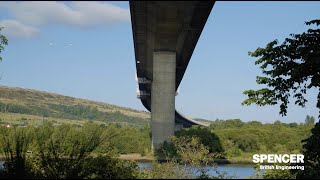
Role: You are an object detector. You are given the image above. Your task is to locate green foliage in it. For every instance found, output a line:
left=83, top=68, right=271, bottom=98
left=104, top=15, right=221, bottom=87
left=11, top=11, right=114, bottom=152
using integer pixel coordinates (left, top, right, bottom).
left=95, top=124, right=151, bottom=155
left=209, top=118, right=312, bottom=159
left=209, top=119, right=245, bottom=130
left=0, top=102, right=148, bottom=127
left=25, top=122, right=105, bottom=178
left=142, top=161, right=191, bottom=179
left=0, top=123, right=142, bottom=179
left=0, top=126, right=33, bottom=178
left=241, top=18, right=320, bottom=178
left=0, top=27, right=8, bottom=62
left=297, top=122, right=320, bottom=179
left=234, top=134, right=260, bottom=152
left=0, top=86, right=150, bottom=127
left=251, top=163, right=297, bottom=179
left=242, top=19, right=320, bottom=117
left=175, top=126, right=224, bottom=154
left=305, top=115, right=315, bottom=126
left=263, top=167, right=296, bottom=179
left=170, top=136, right=212, bottom=166
left=79, top=155, right=140, bottom=179
left=145, top=136, right=233, bottom=179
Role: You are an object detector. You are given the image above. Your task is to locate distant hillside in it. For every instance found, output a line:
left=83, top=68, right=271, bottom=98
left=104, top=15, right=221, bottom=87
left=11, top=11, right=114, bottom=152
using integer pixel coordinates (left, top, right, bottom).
left=0, top=86, right=150, bottom=127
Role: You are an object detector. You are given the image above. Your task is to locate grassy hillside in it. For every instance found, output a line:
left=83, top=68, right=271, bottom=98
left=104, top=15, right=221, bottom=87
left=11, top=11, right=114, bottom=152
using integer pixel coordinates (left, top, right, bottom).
left=0, top=86, right=150, bottom=127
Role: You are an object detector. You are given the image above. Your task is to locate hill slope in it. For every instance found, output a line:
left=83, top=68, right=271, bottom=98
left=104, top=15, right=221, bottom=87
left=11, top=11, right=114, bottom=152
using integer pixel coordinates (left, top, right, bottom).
left=0, top=86, right=150, bottom=127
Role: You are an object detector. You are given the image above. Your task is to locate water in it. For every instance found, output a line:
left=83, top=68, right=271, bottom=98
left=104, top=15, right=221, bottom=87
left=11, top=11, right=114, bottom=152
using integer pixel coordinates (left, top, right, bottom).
left=0, top=160, right=257, bottom=179
left=138, top=161, right=257, bottom=179
left=0, top=161, right=4, bottom=170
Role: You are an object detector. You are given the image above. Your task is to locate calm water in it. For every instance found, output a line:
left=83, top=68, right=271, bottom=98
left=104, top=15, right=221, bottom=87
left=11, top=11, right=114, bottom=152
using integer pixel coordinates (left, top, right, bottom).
left=138, top=161, right=258, bottom=179
left=0, top=160, right=258, bottom=179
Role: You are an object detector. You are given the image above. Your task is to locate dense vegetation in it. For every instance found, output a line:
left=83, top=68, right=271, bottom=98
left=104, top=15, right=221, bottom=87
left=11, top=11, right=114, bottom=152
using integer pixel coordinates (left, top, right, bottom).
left=0, top=123, right=143, bottom=179
left=1, top=112, right=314, bottom=162
left=208, top=118, right=313, bottom=160
left=158, top=117, right=313, bottom=162
left=242, top=19, right=320, bottom=179
left=0, top=123, right=232, bottom=179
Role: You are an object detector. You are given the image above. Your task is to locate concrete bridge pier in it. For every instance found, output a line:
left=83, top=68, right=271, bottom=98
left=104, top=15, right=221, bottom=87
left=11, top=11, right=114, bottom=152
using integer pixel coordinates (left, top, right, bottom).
left=151, top=51, right=176, bottom=150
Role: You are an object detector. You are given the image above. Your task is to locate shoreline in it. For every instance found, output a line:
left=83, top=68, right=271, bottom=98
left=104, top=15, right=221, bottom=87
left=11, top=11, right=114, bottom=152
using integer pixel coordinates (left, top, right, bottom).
left=118, top=154, right=254, bottom=165
left=0, top=154, right=254, bottom=165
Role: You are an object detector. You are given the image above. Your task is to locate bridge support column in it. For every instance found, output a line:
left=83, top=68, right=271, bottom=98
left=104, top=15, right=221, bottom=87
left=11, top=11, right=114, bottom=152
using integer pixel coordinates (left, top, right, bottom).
left=151, top=51, right=176, bottom=150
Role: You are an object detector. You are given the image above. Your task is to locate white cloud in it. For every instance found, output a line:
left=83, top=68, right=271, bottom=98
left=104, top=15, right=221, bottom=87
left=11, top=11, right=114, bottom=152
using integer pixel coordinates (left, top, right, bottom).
left=0, top=1, right=130, bottom=39
left=0, top=19, right=39, bottom=39
left=0, top=1, right=130, bottom=27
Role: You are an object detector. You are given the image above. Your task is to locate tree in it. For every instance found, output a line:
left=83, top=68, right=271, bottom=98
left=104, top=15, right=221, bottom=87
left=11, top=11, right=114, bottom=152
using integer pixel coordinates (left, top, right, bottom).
left=241, top=19, right=320, bottom=118
left=175, top=126, right=224, bottom=154
left=234, top=134, right=260, bottom=152
left=145, top=136, right=233, bottom=179
left=242, top=19, right=320, bottom=179
left=296, top=122, right=320, bottom=179
left=0, top=27, right=8, bottom=62
left=305, top=115, right=315, bottom=125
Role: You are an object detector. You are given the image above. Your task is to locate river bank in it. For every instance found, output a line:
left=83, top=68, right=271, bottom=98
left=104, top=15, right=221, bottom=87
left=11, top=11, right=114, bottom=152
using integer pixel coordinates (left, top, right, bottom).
left=119, top=153, right=254, bottom=164
left=0, top=153, right=254, bottom=165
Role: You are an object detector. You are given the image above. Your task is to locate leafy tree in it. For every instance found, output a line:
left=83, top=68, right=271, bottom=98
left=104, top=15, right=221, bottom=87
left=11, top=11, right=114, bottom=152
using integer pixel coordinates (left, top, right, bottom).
left=241, top=19, right=320, bottom=118
left=288, top=122, right=298, bottom=128
left=296, top=122, right=320, bottom=179
left=0, top=123, right=142, bottom=179
left=29, top=122, right=105, bottom=178
left=0, top=27, right=8, bottom=62
left=234, top=134, right=260, bottom=152
left=175, top=126, right=223, bottom=154
left=242, top=19, right=320, bottom=179
left=80, top=155, right=140, bottom=179
left=305, top=115, right=315, bottom=125
left=145, top=136, right=233, bottom=179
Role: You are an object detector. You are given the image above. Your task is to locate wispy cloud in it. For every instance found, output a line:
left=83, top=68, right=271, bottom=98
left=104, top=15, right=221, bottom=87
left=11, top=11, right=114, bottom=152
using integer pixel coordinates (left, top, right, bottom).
left=0, top=1, right=130, bottom=39
left=0, top=20, right=39, bottom=39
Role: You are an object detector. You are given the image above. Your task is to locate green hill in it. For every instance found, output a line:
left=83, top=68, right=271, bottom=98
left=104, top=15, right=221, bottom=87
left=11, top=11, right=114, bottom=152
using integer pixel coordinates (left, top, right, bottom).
left=0, top=86, right=150, bottom=127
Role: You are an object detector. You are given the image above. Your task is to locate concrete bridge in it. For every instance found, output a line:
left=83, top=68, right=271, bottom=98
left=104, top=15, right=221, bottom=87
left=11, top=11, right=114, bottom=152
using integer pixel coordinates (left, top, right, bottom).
left=130, top=1, right=215, bottom=149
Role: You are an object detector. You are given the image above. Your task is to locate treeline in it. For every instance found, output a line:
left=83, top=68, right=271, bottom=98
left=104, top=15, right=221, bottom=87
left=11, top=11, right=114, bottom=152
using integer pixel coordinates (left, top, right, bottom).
left=0, top=102, right=50, bottom=117
left=163, top=117, right=314, bottom=160
left=206, top=118, right=313, bottom=159
left=0, top=102, right=149, bottom=127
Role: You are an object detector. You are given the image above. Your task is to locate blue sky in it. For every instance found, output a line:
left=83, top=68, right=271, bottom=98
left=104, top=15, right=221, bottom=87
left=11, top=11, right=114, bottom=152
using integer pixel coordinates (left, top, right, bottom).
left=0, top=1, right=319, bottom=123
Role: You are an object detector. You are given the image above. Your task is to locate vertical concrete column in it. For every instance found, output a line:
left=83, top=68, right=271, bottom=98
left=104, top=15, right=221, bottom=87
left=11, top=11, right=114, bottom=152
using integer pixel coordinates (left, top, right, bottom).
left=151, top=51, right=176, bottom=150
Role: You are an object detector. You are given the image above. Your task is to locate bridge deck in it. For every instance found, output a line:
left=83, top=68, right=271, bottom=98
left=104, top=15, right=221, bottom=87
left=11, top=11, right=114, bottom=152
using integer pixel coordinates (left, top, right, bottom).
left=130, top=1, right=214, bottom=128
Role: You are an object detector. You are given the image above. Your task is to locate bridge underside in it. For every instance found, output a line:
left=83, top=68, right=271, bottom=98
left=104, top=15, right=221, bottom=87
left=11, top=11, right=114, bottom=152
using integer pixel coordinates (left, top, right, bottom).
left=130, top=1, right=214, bottom=148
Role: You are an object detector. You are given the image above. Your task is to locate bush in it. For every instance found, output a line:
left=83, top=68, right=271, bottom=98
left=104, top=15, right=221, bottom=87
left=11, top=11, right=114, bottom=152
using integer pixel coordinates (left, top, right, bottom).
left=234, top=134, right=260, bottom=152
left=175, top=126, right=223, bottom=154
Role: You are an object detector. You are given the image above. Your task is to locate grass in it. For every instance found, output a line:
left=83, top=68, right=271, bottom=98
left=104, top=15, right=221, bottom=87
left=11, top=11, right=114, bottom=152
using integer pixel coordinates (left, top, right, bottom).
left=0, top=86, right=151, bottom=127
left=119, top=153, right=154, bottom=161
left=0, top=112, right=108, bottom=127
left=0, top=85, right=150, bottom=120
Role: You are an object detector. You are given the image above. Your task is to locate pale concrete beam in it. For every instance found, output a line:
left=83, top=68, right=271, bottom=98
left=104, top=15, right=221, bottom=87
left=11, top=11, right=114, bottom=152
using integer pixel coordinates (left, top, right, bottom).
left=151, top=51, right=176, bottom=150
